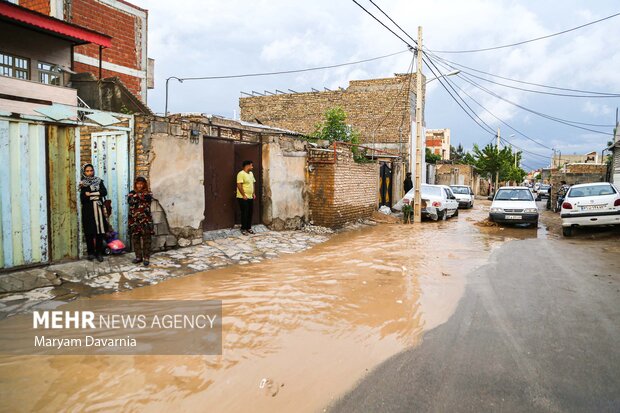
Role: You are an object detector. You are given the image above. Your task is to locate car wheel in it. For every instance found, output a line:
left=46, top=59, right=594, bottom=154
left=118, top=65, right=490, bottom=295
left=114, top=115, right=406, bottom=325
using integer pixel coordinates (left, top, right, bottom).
left=454, top=208, right=459, bottom=217
left=531, top=220, right=538, bottom=228
left=562, top=227, right=572, bottom=237
left=438, top=209, right=446, bottom=221
left=469, top=201, right=474, bottom=209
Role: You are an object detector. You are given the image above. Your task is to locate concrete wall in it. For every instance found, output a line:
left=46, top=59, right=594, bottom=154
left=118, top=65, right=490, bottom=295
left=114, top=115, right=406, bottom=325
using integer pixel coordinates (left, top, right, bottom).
left=0, top=76, right=77, bottom=116
left=261, top=136, right=308, bottom=230
left=149, top=131, right=205, bottom=240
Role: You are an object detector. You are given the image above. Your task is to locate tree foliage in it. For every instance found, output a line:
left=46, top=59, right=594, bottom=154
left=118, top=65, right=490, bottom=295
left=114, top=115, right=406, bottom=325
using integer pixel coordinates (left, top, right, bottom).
left=471, top=143, right=526, bottom=183
left=425, top=147, right=442, bottom=164
left=312, top=107, right=369, bottom=163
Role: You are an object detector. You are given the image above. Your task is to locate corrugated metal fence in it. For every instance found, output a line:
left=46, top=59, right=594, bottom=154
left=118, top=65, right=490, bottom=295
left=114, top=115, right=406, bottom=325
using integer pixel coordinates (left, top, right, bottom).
left=0, top=120, right=48, bottom=268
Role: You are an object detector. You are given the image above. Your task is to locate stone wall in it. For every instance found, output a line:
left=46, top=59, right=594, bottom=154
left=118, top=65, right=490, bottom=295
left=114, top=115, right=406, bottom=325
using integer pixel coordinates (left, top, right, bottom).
left=239, top=74, right=422, bottom=156
left=549, top=165, right=608, bottom=206
left=435, top=163, right=474, bottom=187
left=307, top=148, right=379, bottom=227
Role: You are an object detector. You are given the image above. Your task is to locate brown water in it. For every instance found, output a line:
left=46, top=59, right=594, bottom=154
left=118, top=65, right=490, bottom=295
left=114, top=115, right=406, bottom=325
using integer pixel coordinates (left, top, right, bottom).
left=0, top=205, right=514, bottom=413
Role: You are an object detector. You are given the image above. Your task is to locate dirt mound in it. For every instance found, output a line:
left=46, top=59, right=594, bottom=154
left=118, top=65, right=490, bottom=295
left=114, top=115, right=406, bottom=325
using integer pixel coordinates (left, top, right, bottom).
left=371, top=211, right=402, bottom=224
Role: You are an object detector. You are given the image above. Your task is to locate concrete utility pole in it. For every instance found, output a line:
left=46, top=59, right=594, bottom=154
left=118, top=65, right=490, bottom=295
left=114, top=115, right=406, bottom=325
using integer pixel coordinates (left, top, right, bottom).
left=495, top=127, right=500, bottom=192
left=413, top=26, right=424, bottom=223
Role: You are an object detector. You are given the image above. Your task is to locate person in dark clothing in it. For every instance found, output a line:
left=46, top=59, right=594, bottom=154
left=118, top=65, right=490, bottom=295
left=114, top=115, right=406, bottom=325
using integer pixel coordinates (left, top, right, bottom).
left=236, top=160, right=256, bottom=235
left=79, top=163, right=108, bottom=262
left=128, top=176, right=154, bottom=266
left=404, top=172, right=413, bottom=193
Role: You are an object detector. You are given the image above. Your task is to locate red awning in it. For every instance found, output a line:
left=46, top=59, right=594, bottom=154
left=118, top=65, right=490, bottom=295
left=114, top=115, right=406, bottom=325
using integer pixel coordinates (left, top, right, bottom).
left=0, top=1, right=112, bottom=48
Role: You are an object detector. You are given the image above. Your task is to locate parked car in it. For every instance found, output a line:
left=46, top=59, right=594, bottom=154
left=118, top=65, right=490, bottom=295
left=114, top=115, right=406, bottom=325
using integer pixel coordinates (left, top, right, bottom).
left=393, top=184, right=459, bottom=221
left=537, top=184, right=551, bottom=199
left=489, top=186, right=539, bottom=227
left=560, top=182, right=620, bottom=236
left=450, top=185, right=475, bottom=208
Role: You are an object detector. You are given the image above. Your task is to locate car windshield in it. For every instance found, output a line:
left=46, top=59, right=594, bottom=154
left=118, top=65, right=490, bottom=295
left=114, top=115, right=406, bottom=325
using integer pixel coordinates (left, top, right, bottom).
left=421, top=186, right=442, bottom=197
left=495, top=189, right=533, bottom=201
left=450, top=186, right=469, bottom=194
left=567, top=184, right=617, bottom=198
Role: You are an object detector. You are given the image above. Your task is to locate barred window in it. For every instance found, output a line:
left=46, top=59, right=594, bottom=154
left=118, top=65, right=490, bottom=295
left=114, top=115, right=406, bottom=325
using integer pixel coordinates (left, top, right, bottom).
left=0, top=52, right=29, bottom=80
left=38, top=62, right=61, bottom=85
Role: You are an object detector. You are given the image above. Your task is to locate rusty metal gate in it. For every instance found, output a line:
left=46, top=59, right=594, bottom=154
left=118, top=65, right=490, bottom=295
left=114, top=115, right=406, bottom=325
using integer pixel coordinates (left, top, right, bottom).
left=48, top=125, right=79, bottom=262
left=379, top=162, right=393, bottom=207
left=203, top=138, right=261, bottom=231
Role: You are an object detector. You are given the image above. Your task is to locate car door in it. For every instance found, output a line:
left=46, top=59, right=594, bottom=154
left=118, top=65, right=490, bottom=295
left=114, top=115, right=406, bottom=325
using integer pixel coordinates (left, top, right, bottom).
left=444, top=188, right=458, bottom=214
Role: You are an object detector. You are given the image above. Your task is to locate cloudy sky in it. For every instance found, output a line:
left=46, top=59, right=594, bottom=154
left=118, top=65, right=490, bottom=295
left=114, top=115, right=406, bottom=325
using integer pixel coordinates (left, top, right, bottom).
left=133, top=0, right=620, bottom=169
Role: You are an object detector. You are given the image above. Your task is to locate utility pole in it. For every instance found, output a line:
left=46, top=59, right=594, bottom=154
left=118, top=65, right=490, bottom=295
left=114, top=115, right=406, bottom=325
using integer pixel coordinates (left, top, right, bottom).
left=413, top=26, right=424, bottom=223
left=495, top=127, right=500, bottom=193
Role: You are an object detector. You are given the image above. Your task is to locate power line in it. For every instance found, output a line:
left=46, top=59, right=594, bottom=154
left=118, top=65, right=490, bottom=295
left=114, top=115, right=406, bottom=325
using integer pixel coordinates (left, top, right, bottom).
left=426, top=54, right=555, bottom=151
left=429, top=11, right=620, bottom=53
left=359, top=0, right=498, bottom=137
left=500, top=136, right=550, bottom=160
left=175, top=49, right=409, bottom=81
left=427, top=52, right=620, bottom=98
left=456, top=72, right=615, bottom=136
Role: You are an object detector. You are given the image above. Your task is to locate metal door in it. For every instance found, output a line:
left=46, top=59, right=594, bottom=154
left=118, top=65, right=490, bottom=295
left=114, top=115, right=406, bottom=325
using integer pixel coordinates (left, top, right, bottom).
left=48, top=125, right=78, bottom=262
left=91, top=132, right=130, bottom=244
left=379, top=162, right=393, bottom=207
left=0, top=120, right=49, bottom=269
left=203, top=139, right=235, bottom=231
left=234, top=143, right=261, bottom=225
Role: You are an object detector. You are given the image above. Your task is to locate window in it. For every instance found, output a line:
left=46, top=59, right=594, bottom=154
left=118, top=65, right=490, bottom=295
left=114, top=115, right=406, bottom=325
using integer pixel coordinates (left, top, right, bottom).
left=567, top=184, right=617, bottom=198
left=38, top=62, right=61, bottom=85
left=495, top=189, right=534, bottom=201
left=0, top=52, right=29, bottom=80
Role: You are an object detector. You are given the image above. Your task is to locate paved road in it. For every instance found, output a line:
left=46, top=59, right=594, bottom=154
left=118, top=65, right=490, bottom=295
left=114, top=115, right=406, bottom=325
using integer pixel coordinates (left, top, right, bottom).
left=330, top=236, right=620, bottom=412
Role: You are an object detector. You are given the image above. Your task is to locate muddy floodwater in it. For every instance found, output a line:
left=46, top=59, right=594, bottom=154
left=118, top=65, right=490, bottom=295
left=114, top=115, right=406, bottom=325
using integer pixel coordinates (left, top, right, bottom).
left=0, top=205, right=528, bottom=412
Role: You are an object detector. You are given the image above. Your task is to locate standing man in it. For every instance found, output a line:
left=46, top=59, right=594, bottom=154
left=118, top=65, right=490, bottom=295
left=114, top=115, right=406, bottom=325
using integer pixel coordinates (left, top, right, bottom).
left=236, top=160, right=256, bottom=235
left=404, top=172, right=413, bottom=193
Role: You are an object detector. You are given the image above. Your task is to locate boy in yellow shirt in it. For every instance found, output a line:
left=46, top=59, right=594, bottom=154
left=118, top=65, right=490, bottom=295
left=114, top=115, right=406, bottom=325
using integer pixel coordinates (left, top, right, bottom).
left=236, top=160, right=256, bottom=234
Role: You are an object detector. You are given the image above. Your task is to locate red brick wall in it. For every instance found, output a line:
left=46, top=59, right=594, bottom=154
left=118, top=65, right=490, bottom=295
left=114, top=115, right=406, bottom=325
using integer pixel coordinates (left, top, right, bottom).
left=73, top=61, right=141, bottom=96
left=19, top=0, right=50, bottom=14
left=71, top=0, right=142, bottom=70
left=308, top=149, right=379, bottom=227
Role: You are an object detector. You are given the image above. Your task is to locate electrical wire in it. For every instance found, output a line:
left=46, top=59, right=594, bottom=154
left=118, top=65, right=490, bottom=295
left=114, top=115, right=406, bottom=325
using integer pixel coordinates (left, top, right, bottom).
left=500, top=136, right=551, bottom=160
left=359, top=0, right=499, bottom=137
left=429, top=11, right=620, bottom=54
left=427, top=55, right=555, bottom=150
left=427, top=52, right=620, bottom=99
left=175, top=49, right=409, bottom=81
left=455, top=72, right=615, bottom=136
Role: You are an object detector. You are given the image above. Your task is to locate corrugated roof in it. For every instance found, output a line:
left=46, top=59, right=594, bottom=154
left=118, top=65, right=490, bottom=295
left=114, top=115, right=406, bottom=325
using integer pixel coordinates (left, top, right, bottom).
left=0, top=1, right=112, bottom=47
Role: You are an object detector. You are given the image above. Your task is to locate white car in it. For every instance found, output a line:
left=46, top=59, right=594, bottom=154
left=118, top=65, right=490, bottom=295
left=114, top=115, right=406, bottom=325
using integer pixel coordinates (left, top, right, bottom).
left=489, top=186, right=539, bottom=227
left=450, top=185, right=475, bottom=209
left=393, top=184, right=458, bottom=221
left=560, top=182, right=620, bottom=236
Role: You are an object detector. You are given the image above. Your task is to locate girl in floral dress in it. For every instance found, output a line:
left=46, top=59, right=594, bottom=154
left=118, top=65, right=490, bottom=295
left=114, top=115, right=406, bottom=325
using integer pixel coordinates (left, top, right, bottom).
left=128, top=177, right=154, bottom=266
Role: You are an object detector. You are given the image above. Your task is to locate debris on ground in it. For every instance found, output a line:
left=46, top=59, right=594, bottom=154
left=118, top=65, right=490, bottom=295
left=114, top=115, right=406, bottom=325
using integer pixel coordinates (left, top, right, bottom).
left=302, top=224, right=334, bottom=235
left=371, top=211, right=401, bottom=224
left=378, top=205, right=392, bottom=215
left=475, top=219, right=499, bottom=227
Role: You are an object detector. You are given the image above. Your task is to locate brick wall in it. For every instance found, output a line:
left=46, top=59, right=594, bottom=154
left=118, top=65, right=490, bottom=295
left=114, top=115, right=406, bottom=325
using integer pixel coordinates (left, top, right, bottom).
left=435, top=163, right=474, bottom=186
left=239, top=74, right=422, bottom=157
left=19, top=0, right=50, bottom=14
left=308, top=149, right=379, bottom=227
left=19, top=0, right=148, bottom=100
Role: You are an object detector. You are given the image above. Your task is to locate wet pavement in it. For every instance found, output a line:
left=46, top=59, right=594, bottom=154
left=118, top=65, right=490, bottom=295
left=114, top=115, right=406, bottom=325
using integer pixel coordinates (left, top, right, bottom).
left=0, top=226, right=331, bottom=320
left=1, top=201, right=618, bottom=412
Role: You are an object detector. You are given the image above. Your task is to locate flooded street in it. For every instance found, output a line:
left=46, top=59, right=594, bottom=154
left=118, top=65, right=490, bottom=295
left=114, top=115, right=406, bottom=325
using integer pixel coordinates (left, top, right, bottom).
left=2, top=202, right=617, bottom=413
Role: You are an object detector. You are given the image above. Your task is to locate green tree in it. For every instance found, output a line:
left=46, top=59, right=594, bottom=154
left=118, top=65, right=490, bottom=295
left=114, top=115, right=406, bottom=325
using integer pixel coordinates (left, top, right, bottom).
left=472, top=143, right=526, bottom=183
left=312, top=107, right=368, bottom=162
left=450, top=143, right=476, bottom=165
left=425, top=147, right=442, bottom=164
